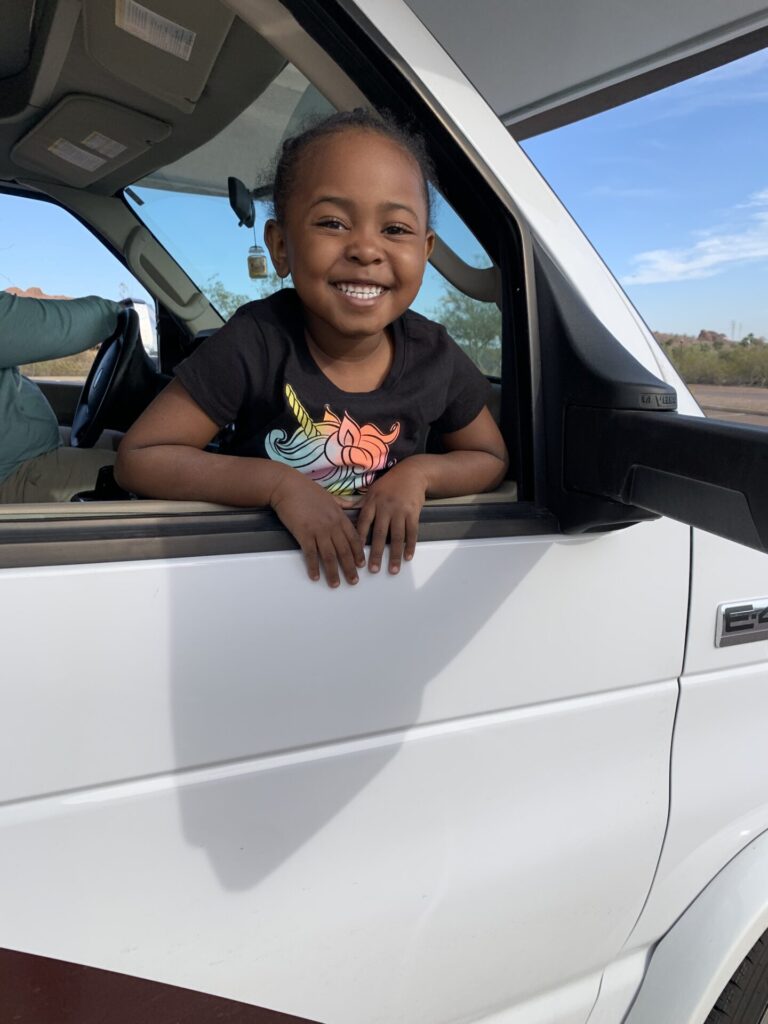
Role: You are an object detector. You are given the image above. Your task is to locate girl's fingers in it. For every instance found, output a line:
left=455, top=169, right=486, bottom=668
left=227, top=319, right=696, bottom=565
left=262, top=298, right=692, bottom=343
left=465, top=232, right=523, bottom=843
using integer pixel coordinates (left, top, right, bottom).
left=342, top=516, right=367, bottom=567
left=356, top=500, right=376, bottom=544
left=296, top=496, right=419, bottom=585
left=404, top=510, right=419, bottom=562
left=317, top=537, right=341, bottom=588
left=368, top=513, right=390, bottom=574
left=388, top=515, right=406, bottom=575
left=302, top=541, right=321, bottom=582
left=333, top=528, right=360, bottom=585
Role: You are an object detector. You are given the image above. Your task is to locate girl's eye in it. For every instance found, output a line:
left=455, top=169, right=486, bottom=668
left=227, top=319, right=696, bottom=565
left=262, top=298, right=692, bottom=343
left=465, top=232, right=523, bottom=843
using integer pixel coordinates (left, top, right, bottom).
left=316, top=217, right=346, bottom=230
left=384, top=224, right=413, bottom=236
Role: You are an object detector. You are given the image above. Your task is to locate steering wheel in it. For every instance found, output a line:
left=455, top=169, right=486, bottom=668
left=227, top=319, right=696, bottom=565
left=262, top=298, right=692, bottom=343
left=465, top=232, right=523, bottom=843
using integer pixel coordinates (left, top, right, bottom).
left=70, top=306, right=141, bottom=448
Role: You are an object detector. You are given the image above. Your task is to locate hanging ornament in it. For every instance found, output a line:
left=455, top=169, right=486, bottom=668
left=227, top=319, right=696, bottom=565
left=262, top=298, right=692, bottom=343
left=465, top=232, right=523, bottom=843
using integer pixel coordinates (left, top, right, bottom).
left=247, top=243, right=268, bottom=279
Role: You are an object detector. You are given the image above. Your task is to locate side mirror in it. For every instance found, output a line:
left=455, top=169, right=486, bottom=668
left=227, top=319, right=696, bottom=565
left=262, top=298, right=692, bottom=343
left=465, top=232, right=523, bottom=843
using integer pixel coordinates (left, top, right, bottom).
left=227, top=176, right=255, bottom=229
left=535, top=242, right=768, bottom=553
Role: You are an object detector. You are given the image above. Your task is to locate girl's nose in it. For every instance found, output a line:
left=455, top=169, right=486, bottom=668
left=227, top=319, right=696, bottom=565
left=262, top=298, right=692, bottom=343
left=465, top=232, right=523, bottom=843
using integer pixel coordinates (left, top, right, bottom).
left=345, top=228, right=383, bottom=264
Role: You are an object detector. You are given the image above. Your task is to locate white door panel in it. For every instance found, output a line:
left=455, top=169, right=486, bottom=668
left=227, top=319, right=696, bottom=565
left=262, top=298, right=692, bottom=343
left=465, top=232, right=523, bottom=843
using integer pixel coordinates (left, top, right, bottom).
left=0, top=681, right=676, bottom=1024
left=586, top=950, right=650, bottom=1024
left=481, top=975, right=602, bottom=1024
left=684, top=530, right=768, bottom=676
left=3, top=520, right=689, bottom=804
left=629, top=662, right=768, bottom=947
left=628, top=529, right=768, bottom=949
left=2, top=517, right=689, bottom=1020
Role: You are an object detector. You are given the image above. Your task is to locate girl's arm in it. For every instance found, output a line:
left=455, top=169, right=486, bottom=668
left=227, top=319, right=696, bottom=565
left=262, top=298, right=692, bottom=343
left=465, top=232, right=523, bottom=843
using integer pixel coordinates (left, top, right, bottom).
left=352, top=406, right=509, bottom=574
left=408, top=405, right=509, bottom=495
left=116, top=379, right=365, bottom=587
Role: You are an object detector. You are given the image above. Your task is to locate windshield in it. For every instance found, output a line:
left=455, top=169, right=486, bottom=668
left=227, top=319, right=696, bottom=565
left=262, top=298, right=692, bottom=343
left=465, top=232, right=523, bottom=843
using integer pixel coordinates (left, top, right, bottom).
left=126, top=63, right=332, bottom=315
left=125, top=61, right=499, bottom=373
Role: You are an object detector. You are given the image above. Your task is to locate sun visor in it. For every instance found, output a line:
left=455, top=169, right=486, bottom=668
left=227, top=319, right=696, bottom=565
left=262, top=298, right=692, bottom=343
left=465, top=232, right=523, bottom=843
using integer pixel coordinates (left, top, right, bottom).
left=82, top=0, right=235, bottom=113
left=12, top=96, right=170, bottom=188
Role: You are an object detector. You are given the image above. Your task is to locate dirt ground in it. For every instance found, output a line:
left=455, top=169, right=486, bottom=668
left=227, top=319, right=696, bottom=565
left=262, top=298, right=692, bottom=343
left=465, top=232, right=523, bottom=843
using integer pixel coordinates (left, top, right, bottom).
left=689, top=385, right=768, bottom=427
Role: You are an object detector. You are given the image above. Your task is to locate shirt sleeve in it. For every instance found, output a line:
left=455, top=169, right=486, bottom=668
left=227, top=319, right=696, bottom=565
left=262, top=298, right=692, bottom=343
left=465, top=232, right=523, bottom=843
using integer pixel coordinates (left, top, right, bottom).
left=432, top=329, right=493, bottom=434
left=174, top=308, right=266, bottom=427
left=0, top=291, right=120, bottom=369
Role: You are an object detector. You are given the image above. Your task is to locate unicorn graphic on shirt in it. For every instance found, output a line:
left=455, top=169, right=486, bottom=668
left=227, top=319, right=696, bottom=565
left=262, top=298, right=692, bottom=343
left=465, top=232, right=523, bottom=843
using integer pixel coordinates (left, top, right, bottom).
left=265, top=384, right=401, bottom=496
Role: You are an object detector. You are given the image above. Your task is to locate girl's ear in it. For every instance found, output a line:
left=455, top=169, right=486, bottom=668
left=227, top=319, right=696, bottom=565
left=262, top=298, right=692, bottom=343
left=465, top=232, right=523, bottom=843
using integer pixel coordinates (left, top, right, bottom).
left=264, top=219, right=290, bottom=278
left=424, top=230, right=436, bottom=263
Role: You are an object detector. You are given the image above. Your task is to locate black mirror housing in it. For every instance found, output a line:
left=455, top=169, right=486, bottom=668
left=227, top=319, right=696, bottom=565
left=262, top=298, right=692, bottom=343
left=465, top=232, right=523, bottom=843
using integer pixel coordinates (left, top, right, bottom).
left=227, top=176, right=255, bottom=229
left=535, top=241, right=768, bottom=554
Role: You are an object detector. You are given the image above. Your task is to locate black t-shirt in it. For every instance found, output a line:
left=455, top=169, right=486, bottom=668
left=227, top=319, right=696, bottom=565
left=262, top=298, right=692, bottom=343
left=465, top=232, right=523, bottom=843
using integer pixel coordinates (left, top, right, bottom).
left=175, top=289, right=490, bottom=496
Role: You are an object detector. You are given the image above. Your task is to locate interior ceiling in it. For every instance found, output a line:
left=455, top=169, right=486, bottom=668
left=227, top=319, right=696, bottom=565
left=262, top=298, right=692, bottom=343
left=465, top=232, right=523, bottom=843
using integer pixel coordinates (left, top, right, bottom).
left=0, top=0, right=285, bottom=195
left=2, top=0, right=767, bottom=196
left=0, top=1, right=37, bottom=79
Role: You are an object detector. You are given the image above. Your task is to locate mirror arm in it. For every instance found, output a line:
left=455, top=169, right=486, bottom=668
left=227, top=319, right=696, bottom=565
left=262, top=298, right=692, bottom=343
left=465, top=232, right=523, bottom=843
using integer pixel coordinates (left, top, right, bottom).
left=566, top=406, right=768, bottom=552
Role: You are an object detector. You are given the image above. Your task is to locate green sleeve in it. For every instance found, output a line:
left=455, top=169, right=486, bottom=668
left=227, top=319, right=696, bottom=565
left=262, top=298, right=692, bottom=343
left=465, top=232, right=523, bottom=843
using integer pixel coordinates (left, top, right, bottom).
left=0, top=291, right=121, bottom=369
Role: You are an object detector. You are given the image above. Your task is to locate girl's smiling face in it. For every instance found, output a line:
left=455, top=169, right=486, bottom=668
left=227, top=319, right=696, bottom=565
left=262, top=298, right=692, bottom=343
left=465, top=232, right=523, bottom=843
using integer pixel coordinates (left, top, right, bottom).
left=265, top=128, right=435, bottom=354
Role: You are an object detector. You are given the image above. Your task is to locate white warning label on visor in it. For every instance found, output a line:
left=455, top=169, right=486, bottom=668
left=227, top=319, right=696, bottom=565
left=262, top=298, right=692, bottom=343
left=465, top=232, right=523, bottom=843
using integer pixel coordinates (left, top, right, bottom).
left=115, top=0, right=196, bottom=61
left=48, top=138, right=106, bottom=172
left=82, top=131, right=127, bottom=159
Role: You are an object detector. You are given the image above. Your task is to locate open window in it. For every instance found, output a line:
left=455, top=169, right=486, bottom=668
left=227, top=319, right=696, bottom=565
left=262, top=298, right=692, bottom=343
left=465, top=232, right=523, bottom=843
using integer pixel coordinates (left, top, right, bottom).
left=5, top=0, right=768, bottom=572
left=123, top=58, right=508, bottom=479
left=0, top=0, right=548, bottom=569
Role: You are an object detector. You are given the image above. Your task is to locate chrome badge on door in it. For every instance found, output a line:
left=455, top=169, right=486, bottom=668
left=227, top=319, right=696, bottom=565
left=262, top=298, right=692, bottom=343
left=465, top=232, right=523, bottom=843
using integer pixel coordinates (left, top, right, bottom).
left=716, top=599, right=768, bottom=647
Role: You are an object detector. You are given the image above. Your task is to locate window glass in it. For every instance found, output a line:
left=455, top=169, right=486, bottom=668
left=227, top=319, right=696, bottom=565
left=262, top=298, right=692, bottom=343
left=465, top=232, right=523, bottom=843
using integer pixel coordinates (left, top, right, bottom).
left=128, top=64, right=333, bottom=317
left=128, top=63, right=500, bottom=375
left=520, top=48, right=768, bottom=426
left=0, top=193, right=154, bottom=378
left=411, top=197, right=501, bottom=377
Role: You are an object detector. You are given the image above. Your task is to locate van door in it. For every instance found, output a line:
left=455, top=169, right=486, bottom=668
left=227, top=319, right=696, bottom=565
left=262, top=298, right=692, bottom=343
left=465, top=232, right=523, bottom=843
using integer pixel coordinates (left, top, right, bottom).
left=0, top=521, right=690, bottom=1024
left=0, top=3, right=692, bottom=1024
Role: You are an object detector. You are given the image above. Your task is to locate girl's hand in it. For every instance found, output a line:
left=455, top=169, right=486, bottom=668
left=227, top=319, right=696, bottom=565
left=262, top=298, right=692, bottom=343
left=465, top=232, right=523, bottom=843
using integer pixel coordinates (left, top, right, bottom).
left=353, top=462, right=429, bottom=575
left=270, top=471, right=365, bottom=587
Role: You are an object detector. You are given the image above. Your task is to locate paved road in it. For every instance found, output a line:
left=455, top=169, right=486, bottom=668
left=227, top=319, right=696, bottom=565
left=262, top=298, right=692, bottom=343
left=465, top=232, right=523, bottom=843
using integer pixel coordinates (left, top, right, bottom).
left=690, top=385, right=768, bottom=427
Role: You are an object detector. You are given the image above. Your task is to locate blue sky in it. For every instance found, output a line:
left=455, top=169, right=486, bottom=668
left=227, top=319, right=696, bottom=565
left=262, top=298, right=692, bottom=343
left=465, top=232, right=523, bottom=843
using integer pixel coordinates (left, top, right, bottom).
left=522, top=47, right=768, bottom=339
left=2, top=46, right=767, bottom=338
left=0, top=194, right=154, bottom=307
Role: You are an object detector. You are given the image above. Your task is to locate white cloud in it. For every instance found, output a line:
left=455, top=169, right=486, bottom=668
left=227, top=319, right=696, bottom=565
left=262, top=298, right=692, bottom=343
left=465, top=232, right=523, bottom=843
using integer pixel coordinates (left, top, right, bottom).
left=738, top=187, right=768, bottom=208
left=622, top=189, right=768, bottom=285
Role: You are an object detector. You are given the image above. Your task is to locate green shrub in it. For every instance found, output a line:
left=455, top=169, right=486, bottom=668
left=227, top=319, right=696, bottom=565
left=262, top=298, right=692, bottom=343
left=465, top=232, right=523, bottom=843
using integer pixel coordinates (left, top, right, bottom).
left=664, top=341, right=768, bottom=387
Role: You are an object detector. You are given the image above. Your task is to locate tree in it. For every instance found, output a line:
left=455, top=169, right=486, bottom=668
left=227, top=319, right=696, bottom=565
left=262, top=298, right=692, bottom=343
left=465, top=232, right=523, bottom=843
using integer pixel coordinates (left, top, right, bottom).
left=203, top=272, right=286, bottom=319
left=203, top=272, right=503, bottom=377
left=431, top=285, right=501, bottom=376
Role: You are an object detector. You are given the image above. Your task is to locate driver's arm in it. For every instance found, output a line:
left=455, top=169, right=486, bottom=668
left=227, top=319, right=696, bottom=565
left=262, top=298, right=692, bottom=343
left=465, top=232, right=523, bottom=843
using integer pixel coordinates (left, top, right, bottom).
left=0, top=291, right=120, bottom=369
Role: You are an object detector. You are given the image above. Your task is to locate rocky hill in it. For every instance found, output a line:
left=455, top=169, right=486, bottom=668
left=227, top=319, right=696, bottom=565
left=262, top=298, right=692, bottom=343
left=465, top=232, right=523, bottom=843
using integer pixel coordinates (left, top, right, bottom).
left=4, top=285, right=71, bottom=300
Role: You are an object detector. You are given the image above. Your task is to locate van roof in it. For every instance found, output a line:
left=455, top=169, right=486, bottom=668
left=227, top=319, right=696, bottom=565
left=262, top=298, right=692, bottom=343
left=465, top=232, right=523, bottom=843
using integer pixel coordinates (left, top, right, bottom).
left=405, top=0, right=768, bottom=137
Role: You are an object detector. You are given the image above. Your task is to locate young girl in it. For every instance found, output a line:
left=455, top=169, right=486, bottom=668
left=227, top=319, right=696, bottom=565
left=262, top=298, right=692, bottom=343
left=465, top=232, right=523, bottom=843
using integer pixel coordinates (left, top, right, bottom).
left=116, top=111, right=508, bottom=587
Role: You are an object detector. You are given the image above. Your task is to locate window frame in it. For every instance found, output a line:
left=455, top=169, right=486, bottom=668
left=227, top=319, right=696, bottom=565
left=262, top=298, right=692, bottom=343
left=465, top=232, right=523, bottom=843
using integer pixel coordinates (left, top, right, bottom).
left=0, top=185, right=150, bottom=311
left=0, top=1, right=554, bottom=568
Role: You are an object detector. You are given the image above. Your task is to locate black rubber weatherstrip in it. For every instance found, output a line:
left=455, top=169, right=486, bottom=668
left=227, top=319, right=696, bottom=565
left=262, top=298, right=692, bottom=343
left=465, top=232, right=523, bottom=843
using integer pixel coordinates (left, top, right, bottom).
left=0, top=504, right=556, bottom=570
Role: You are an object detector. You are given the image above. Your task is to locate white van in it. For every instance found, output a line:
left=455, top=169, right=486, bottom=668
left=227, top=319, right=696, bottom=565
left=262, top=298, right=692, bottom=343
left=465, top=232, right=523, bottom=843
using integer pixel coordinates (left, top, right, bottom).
left=3, top=2, right=768, bottom=1023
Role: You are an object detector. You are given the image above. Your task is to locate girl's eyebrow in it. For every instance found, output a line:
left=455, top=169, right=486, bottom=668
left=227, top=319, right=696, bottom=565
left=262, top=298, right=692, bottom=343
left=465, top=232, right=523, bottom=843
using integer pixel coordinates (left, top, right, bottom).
left=380, top=200, right=420, bottom=219
left=309, top=195, right=350, bottom=211
left=309, top=195, right=420, bottom=219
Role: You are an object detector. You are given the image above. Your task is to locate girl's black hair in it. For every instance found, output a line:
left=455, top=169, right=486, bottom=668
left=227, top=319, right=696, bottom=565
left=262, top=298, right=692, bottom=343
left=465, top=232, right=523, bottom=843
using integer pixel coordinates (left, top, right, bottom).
left=271, top=109, right=437, bottom=227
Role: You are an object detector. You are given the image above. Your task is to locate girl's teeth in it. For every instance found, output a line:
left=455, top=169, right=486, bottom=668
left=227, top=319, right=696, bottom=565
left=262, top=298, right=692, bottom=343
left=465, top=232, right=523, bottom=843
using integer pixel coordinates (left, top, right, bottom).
left=335, top=283, right=385, bottom=298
